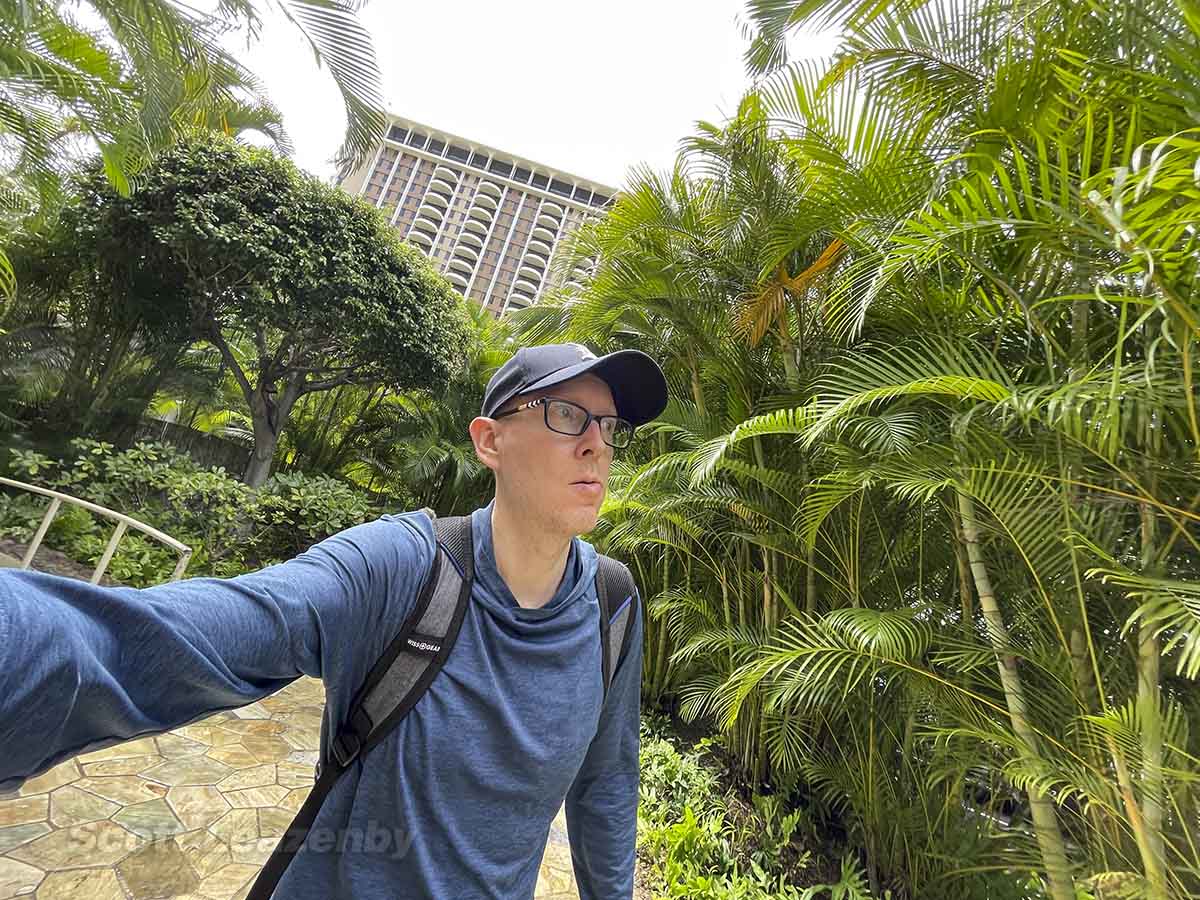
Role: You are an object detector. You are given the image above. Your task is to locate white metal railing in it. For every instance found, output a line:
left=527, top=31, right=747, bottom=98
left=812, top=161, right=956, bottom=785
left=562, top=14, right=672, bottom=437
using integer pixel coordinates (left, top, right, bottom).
left=0, top=476, right=193, bottom=584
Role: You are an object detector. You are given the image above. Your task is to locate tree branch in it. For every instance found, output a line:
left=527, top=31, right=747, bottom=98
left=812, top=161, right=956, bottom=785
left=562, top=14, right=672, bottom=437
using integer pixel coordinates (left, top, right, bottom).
left=206, top=323, right=256, bottom=405
left=300, top=367, right=376, bottom=395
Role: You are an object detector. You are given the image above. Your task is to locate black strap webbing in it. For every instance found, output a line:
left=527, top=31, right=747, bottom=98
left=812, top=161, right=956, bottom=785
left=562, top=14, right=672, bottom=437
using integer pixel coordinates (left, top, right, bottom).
left=596, top=555, right=638, bottom=698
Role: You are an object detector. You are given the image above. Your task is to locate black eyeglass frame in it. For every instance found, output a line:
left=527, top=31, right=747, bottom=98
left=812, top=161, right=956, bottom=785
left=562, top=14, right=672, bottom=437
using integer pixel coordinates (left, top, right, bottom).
left=492, top=397, right=635, bottom=449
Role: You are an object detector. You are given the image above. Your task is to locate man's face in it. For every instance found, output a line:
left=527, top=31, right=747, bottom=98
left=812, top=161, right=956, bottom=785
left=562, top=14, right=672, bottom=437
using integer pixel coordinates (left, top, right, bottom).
left=474, top=373, right=617, bottom=539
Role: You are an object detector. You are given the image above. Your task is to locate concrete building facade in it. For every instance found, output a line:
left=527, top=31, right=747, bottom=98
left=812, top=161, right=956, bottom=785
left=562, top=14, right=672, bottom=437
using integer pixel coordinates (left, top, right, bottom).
left=339, top=115, right=617, bottom=317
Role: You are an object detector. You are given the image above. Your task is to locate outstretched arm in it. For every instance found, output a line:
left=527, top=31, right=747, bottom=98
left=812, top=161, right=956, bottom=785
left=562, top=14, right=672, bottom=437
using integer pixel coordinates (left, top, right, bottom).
left=0, top=513, right=433, bottom=793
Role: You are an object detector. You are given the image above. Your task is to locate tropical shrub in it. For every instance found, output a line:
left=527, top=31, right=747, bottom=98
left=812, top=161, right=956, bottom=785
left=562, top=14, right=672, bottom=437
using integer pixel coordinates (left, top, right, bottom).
left=516, top=0, right=1200, bottom=897
left=0, top=439, right=387, bottom=584
left=638, top=717, right=818, bottom=899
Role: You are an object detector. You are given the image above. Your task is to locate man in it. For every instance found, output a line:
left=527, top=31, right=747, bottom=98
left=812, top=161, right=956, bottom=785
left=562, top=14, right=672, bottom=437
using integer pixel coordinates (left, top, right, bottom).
left=0, top=342, right=669, bottom=899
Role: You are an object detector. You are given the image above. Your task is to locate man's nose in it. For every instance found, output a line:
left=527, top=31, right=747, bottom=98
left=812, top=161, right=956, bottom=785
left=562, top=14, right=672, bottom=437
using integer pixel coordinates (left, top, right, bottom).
left=578, top=418, right=607, bottom=454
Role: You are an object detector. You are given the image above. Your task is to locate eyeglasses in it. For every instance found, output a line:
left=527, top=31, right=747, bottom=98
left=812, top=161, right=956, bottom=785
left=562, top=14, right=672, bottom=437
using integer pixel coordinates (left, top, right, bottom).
left=492, top=397, right=635, bottom=449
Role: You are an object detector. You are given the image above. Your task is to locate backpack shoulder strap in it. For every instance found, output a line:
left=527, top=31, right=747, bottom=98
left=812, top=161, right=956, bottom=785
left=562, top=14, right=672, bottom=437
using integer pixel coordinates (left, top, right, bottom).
left=246, top=512, right=473, bottom=900
left=595, top=553, right=638, bottom=702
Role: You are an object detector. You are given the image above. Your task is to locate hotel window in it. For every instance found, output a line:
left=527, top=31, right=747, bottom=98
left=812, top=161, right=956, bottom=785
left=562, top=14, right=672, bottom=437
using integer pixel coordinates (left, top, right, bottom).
left=407, top=131, right=428, bottom=149
left=531, top=173, right=549, bottom=189
left=387, top=126, right=406, bottom=142
left=427, top=138, right=446, bottom=155
left=488, top=159, right=513, bottom=177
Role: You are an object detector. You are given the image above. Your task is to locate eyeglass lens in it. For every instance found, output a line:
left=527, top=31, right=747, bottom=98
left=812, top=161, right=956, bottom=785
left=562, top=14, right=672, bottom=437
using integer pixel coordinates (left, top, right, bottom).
left=546, top=400, right=631, bottom=447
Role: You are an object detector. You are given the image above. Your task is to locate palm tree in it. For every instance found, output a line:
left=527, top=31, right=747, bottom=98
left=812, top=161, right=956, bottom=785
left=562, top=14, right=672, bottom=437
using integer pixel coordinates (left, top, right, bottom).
left=513, top=1, right=1199, bottom=897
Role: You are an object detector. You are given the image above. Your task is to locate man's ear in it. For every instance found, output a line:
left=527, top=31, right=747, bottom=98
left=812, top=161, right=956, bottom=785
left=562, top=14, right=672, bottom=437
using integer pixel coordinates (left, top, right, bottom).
left=469, top=416, right=501, bottom=473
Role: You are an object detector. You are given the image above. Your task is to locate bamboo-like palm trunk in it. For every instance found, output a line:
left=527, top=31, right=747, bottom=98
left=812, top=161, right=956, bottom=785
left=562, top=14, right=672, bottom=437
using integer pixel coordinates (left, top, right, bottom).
left=1138, top=502, right=1167, bottom=897
left=956, top=491, right=1076, bottom=900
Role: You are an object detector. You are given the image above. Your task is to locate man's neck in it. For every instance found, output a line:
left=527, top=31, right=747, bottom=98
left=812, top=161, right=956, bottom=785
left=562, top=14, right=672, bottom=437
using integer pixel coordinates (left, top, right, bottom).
left=490, top=498, right=572, bottom=610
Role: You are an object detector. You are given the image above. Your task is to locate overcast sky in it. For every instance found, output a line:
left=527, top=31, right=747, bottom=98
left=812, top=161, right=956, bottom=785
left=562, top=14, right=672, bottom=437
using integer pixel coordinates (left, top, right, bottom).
left=223, top=1, right=837, bottom=189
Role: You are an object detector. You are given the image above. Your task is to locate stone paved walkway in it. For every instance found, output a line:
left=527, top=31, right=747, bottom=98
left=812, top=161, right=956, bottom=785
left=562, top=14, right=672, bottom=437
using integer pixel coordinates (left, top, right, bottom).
left=0, top=677, right=579, bottom=899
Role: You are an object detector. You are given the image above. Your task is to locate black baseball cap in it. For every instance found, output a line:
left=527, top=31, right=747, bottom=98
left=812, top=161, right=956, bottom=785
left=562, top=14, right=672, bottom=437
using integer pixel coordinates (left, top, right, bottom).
left=481, top=343, right=668, bottom=426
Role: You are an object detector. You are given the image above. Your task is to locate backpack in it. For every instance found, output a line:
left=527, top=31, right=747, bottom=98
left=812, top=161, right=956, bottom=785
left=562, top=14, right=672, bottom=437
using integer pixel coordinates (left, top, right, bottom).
left=244, top=513, right=639, bottom=900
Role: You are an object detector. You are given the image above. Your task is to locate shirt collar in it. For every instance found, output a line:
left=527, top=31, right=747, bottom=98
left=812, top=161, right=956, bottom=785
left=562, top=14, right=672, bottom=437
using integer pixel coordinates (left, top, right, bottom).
left=470, top=500, right=583, bottom=615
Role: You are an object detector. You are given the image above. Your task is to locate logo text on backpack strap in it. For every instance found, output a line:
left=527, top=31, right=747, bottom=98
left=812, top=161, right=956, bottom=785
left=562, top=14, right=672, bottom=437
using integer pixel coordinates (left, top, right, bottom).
left=403, top=633, right=443, bottom=656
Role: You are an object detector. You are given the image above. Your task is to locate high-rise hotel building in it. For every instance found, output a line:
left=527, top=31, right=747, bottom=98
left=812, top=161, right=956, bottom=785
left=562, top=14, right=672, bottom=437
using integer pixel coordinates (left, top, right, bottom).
left=339, top=114, right=618, bottom=317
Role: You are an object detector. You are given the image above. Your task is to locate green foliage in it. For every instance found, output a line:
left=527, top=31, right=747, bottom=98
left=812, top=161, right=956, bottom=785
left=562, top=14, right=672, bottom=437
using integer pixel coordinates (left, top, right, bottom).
left=638, top=719, right=817, bottom=899
left=5, top=134, right=471, bottom=485
left=519, top=1, right=1200, bottom=897
left=0, top=439, right=384, bottom=585
left=798, top=857, right=877, bottom=900
left=0, top=0, right=386, bottom=269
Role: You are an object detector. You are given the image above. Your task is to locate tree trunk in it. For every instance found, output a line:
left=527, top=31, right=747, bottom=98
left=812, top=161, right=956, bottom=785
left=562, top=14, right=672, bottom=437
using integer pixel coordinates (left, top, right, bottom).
left=1137, top=502, right=1167, bottom=897
left=801, top=456, right=818, bottom=614
left=688, top=352, right=706, bottom=418
left=243, top=376, right=303, bottom=488
left=956, top=490, right=1076, bottom=900
left=951, top=512, right=974, bottom=625
left=243, top=415, right=280, bottom=488
left=775, top=318, right=799, bottom=386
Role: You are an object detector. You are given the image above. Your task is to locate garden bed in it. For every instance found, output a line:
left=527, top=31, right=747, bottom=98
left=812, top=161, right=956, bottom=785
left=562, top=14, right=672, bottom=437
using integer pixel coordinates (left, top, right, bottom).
left=0, top=537, right=121, bottom=585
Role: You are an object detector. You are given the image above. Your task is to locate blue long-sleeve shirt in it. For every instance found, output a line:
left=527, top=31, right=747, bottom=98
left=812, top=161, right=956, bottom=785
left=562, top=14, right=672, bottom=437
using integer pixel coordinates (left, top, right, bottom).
left=0, top=502, right=642, bottom=899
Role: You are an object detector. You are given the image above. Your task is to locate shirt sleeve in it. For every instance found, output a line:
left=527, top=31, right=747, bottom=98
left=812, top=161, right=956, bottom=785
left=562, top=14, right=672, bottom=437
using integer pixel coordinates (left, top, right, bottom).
left=564, top=587, right=643, bottom=900
left=0, top=511, right=434, bottom=793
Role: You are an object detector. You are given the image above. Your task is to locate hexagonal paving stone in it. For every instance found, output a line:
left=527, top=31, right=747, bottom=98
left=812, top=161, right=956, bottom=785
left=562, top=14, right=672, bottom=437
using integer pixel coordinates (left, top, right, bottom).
left=0, top=822, right=52, bottom=854
left=16, top=760, right=80, bottom=797
left=208, top=809, right=259, bottom=846
left=174, top=725, right=240, bottom=748
left=74, top=776, right=168, bottom=805
left=275, top=761, right=314, bottom=791
left=230, top=702, right=273, bottom=721
left=33, top=866, right=124, bottom=900
left=9, top=819, right=141, bottom=870
left=240, top=736, right=293, bottom=764
left=155, top=733, right=209, bottom=759
left=48, top=785, right=120, bottom=828
left=140, top=757, right=233, bottom=787
left=0, top=794, right=47, bottom=828
left=277, top=788, right=309, bottom=814
left=256, top=807, right=295, bottom=840
left=218, top=719, right=283, bottom=736
left=0, top=857, right=44, bottom=896
left=79, top=755, right=163, bottom=778
left=76, top=737, right=160, bottom=764
left=194, top=861, right=259, bottom=900
left=115, top=837, right=200, bottom=899
left=216, top=766, right=275, bottom=793
left=224, top=785, right=288, bottom=809
left=112, top=798, right=188, bottom=840
left=173, top=829, right=232, bottom=879
left=167, top=786, right=230, bottom=831
left=205, top=745, right=260, bottom=769
left=285, top=751, right=318, bottom=768
left=228, top=835, right=275, bottom=867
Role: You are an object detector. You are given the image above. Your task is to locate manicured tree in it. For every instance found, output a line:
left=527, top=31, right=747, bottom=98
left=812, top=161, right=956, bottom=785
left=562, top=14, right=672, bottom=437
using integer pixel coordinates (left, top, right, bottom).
left=83, top=135, right=467, bottom=486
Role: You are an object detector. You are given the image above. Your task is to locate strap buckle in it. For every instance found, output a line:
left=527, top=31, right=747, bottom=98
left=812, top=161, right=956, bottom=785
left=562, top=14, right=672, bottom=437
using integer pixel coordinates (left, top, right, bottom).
left=329, top=731, right=362, bottom=770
